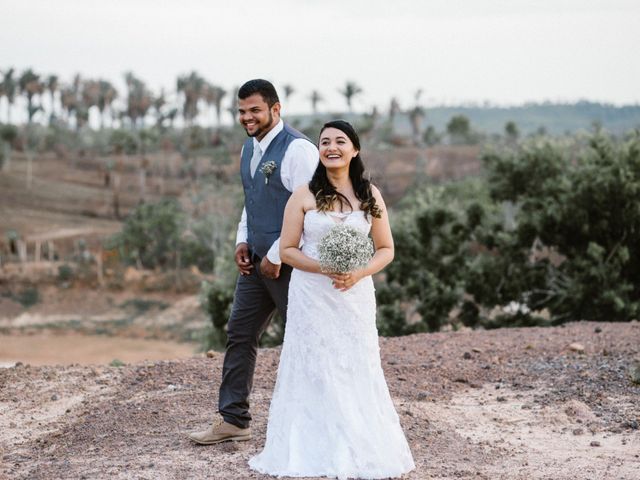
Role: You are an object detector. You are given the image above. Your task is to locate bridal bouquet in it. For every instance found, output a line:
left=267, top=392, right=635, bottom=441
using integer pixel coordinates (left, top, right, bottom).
left=318, top=224, right=374, bottom=274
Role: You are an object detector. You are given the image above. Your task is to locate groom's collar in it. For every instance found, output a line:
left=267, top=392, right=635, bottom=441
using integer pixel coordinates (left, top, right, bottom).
left=254, top=119, right=284, bottom=154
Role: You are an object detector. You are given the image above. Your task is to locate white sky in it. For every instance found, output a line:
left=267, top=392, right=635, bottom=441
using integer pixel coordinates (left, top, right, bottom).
left=2, top=0, right=639, bottom=117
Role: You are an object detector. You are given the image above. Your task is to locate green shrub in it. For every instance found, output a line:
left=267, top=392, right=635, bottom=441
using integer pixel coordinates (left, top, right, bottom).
left=109, top=129, right=138, bottom=155
left=15, top=287, right=39, bottom=308
left=378, top=132, right=640, bottom=333
left=485, top=133, right=640, bottom=322
left=58, top=264, right=74, bottom=282
left=119, top=298, right=169, bottom=313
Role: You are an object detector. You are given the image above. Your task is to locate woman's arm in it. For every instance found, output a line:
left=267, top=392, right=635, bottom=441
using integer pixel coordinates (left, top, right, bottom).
left=334, top=185, right=394, bottom=291
left=280, top=185, right=324, bottom=273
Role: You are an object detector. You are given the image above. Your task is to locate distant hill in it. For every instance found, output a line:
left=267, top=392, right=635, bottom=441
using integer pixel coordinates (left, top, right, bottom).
left=416, top=101, right=640, bottom=135
left=291, top=101, right=640, bottom=136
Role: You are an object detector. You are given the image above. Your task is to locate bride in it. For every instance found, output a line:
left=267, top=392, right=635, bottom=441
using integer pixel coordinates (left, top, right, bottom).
left=249, top=120, right=415, bottom=479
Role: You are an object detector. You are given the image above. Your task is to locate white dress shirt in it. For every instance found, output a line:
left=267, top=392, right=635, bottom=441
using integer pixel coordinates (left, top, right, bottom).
left=235, top=119, right=319, bottom=264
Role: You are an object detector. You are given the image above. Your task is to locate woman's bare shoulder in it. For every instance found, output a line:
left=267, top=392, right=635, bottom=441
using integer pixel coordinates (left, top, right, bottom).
left=290, top=184, right=316, bottom=210
left=370, top=184, right=386, bottom=204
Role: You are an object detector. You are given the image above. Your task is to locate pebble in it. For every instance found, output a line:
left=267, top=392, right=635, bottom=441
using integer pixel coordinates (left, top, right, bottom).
left=206, top=350, right=215, bottom=358
left=590, top=441, right=601, bottom=447
left=594, top=327, right=602, bottom=333
left=572, top=428, right=584, bottom=435
left=463, top=352, right=472, bottom=360
left=628, top=362, right=640, bottom=384
left=569, top=343, right=585, bottom=353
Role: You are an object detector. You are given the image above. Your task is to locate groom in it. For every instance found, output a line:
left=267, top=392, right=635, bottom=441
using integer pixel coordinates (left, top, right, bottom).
left=189, top=79, right=318, bottom=444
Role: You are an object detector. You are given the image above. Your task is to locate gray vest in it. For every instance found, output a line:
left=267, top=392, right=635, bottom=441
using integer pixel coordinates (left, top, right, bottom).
left=240, top=123, right=313, bottom=258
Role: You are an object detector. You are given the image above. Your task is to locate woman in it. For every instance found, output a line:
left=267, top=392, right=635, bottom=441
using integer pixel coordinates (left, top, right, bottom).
left=249, top=120, right=415, bottom=479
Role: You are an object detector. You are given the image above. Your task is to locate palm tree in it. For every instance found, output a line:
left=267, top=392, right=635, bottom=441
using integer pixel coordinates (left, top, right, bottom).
left=211, top=85, right=226, bottom=126
left=19, top=68, right=44, bottom=124
left=46, top=75, right=59, bottom=123
left=70, top=78, right=103, bottom=130
left=388, top=97, right=400, bottom=129
left=176, top=71, right=206, bottom=127
left=0, top=68, right=17, bottom=124
left=98, top=80, right=117, bottom=129
left=226, top=86, right=238, bottom=124
left=152, top=88, right=166, bottom=128
left=203, top=83, right=226, bottom=126
left=124, top=72, right=152, bottom=129
left=409, top=89, right=425, bottom=146
left=309, top=90, right=323, bottom=114
left=409, top=106, right=425, bottom=146
left=339, top=81, right=362, bottom=112
left=60, top=85, right=79, bottom=127
left=283, top=84, right=295, bottom=103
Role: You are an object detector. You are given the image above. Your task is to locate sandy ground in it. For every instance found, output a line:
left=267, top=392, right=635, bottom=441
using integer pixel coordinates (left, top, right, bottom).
left=0, top=333, right=198, bottom=368
left=1, top=321, right=639, bottom=480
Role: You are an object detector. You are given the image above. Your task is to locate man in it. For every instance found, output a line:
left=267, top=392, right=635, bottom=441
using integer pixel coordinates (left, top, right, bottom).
left=188, top=79, right=318, bottom=444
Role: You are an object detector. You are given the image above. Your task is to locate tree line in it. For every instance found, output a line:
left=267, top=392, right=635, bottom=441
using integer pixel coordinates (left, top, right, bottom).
left=0, top=67, right=373, bottom=129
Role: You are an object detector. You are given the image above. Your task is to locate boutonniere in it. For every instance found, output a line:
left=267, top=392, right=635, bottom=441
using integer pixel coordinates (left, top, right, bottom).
left=260, top=161, right=277, bottom=185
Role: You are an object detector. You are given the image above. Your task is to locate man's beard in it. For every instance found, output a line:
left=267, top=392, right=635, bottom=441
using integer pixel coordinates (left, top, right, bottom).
left=246, top=111, right=274, bottom=138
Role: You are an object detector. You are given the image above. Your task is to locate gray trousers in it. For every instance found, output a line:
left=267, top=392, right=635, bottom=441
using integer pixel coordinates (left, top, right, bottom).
left=218, top=257, right=291, bottom=428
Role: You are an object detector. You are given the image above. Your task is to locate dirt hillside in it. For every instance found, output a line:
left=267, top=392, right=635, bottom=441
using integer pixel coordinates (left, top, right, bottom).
left=1, top=321, right=639, bottom=480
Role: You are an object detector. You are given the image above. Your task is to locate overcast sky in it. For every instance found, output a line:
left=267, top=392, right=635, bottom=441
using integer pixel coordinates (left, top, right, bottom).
left=2, top=0, right=639, bottom=117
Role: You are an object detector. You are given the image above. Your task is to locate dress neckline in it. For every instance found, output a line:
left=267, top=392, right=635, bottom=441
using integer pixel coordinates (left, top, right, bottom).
left=305, top=209, right=365, bottom=216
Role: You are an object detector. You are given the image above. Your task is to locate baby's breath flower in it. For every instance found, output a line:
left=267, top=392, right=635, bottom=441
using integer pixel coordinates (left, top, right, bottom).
left=318, top=224, right=374, bottom=274
left=260, top=161, right=277, bottom=184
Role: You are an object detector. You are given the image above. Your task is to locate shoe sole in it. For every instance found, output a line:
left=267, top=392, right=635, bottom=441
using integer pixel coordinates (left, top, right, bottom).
left=188, top=434, right=252, bottom=445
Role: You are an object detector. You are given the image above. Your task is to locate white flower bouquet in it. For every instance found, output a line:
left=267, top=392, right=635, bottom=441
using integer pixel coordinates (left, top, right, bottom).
left=318, top=224, right=374, bottom=274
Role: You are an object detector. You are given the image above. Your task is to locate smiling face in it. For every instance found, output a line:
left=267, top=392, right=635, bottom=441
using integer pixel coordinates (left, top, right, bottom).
left=319, top=127, right=359, bottom=170
left=238, top=93, right=280, bottom=141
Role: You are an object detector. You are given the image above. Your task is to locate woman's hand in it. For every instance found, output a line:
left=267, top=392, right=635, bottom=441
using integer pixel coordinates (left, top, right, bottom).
left=329, top=270, right=364, bottom=292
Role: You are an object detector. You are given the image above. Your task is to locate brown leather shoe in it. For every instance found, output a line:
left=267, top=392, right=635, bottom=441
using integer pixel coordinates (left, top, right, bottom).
left=187, top=418, right=251, bottom=445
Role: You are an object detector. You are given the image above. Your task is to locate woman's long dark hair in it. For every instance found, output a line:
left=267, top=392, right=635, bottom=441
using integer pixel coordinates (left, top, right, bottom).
left=309, top=120, right=381, bottom=219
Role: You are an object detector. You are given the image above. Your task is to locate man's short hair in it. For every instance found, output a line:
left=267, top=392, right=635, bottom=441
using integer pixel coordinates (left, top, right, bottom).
left=238, top=79, right=280, bottom=107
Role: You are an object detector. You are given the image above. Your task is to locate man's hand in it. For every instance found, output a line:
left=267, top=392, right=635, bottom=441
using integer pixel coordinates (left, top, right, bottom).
left=235, top=243, right=253, bottom=275
left=260, top=256, right=281, bottom=280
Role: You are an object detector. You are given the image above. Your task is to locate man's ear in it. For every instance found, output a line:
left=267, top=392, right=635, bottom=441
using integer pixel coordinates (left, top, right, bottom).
left=272, top=102, right=281, bottom=116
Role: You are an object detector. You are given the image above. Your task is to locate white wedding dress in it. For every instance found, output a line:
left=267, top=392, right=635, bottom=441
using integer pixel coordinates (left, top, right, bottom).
left=249, top=210, right=415, bottom=479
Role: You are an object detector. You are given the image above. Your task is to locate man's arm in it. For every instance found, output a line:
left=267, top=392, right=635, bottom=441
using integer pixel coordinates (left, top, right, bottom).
left=235, top=207, right=252, bottom=275
left=236, top=207, right=248, bottom=246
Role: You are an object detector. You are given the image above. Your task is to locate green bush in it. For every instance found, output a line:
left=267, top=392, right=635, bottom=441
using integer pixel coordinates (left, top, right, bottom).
left=109, top=129, right=138, bottom=155
left=15, top=287, right=40, bottom=308
left=105, top=198, right=215, bottom=271
left=378, top=133, right=640, bottom=333
left=106, top=198, right=182, bottom=269
left=58, top=264, right=74, bottom=282
left=199, top=253, right=286, bottom=351
left=485, top=133, right=640, bottom=322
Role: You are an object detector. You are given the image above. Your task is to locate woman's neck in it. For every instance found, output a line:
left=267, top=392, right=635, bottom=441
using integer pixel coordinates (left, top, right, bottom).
left=326, top=168, right=351, bottom=191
